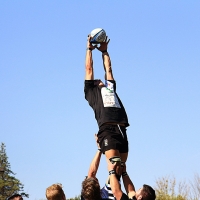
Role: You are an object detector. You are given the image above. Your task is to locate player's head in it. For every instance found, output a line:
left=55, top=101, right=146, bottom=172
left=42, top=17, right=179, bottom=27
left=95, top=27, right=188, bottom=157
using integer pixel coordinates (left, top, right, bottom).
left=7, top=194, right=23, bottom=200
left=135, top=184, right=156, bottom=200
left=46, top=183, right=66, bottom=200
left=81, top=177, right=101, bottom=200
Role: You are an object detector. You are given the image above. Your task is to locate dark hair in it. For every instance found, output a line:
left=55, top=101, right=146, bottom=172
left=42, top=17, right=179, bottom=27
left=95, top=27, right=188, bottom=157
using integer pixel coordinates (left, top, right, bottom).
left=8, top=194, right=22, bottom=200
left=141, top=184, right=156, bottom=200
left=81, top=177, right=101, bottom=200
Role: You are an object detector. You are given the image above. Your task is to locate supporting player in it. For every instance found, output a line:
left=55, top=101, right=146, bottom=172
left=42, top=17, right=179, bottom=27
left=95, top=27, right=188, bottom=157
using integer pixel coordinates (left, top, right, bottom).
left=108, top=161, right=156, bottom=200
left=81, top=134, right=118, bottom=199
left=7, top=194, right=23, bottom=200
left=84, top=35, right=129, bottom=177
left=81, top=135, right=156, bottom=200
left=46, top=183, right=66, bottom=200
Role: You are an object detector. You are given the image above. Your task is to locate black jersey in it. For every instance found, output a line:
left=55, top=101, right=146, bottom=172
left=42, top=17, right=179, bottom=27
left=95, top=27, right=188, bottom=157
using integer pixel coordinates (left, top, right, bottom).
left=84, top=80, right=129, bottom=128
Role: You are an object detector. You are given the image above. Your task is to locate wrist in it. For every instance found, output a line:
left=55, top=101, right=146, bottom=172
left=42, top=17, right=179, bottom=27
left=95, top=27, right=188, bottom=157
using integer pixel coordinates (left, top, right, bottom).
left=109, top=170, right=116, bottom=175
left=122, top=172, right=128, bottom=177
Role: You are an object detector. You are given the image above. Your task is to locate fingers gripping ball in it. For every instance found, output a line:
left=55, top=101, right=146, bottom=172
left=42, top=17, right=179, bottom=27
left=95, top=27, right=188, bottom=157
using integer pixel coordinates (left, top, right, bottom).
left=90, top=28, right=106, bottom=44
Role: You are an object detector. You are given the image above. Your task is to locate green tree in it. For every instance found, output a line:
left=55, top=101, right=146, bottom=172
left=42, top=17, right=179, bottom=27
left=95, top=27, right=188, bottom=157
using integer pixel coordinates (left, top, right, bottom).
left=67, top=195, right=81, bottom=200
left=0, top=143, right=29, bottom=199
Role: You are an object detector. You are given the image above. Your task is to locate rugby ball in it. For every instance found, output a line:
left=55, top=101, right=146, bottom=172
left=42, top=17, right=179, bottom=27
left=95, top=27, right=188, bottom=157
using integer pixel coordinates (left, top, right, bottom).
left=90, top=28, right=106, bottom=44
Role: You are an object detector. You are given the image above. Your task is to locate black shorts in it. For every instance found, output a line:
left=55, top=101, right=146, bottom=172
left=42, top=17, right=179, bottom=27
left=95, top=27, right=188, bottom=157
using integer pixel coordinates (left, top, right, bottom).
left=97, top=124, right=129, bottom=154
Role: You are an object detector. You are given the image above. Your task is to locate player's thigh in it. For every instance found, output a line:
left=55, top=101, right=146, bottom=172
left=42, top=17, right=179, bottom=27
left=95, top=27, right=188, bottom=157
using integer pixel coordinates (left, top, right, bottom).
left=120, top=152, right=128, bottom=163
left=105, top=149, right=120, bottom=160
left=105, top=149, right=121, bottom=176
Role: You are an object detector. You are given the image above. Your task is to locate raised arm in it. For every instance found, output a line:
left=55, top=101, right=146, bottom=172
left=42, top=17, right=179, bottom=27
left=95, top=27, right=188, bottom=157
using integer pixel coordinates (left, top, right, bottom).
left=85, top=36, right=96, bottom=80
left=107, top=160, right=123, bottom=200
left=97, top=37, right=114, bottom=80
left=122, top=163, right=136, bottom=199
left=87, top=134, right=102, bottom=178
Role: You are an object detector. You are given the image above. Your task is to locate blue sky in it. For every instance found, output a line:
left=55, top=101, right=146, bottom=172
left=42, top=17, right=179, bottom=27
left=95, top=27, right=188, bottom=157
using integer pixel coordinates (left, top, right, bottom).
left=0, top=1, right=200, bottom=199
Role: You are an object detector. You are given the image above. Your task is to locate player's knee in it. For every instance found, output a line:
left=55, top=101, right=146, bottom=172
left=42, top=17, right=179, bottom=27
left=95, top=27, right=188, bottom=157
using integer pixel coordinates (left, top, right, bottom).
left=109, top=156, right=121, bottom=164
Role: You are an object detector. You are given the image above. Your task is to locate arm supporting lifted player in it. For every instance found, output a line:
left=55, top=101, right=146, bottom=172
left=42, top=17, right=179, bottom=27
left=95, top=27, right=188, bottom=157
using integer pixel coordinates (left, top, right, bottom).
left=87, top=134, right=102, bottom=179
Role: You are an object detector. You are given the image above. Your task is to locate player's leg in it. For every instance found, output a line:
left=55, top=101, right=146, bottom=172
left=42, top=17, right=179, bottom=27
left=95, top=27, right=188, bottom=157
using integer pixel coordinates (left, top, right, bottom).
left=105, top=149, right=121, bottom=161
left=120, top=152, right=128, bottom=163
left=97, top=124, right=127, bottom=175
left=118, top=125, right=129, bottom=175
left=105, top=149, right=121, bottom=175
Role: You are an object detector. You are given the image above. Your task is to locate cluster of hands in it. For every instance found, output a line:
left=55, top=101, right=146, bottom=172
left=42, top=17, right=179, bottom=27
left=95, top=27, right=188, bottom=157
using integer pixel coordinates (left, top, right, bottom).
left=87, top=35, right=110, bottom=52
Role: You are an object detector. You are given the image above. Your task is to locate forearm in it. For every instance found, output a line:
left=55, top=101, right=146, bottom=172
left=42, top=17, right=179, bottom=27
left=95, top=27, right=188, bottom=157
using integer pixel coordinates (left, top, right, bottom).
left=122, top=174, right=135, bottom=197
left=87, top=150, right=102, bottom=177
left=85, top=49, right=94, bottom=80
left=102, top=52, right=114, bottom=80
left=109, top=174, right=122, bottom=200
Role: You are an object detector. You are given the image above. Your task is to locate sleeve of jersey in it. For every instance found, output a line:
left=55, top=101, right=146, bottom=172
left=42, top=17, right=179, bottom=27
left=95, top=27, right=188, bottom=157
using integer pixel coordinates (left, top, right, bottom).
left=108, top=80, right=116, bottom=92
left=84, top=80, right=95, bottom=102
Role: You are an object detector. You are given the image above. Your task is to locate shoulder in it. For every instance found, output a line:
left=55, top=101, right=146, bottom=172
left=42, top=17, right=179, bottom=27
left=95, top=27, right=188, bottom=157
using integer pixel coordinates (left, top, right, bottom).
left=107, top=80, right=116, bottom=84
left=84, top=80, right=95, bottom=90
left=85, top=80, right=95, bottom=85
left=106, top=80, right=116, bottom=91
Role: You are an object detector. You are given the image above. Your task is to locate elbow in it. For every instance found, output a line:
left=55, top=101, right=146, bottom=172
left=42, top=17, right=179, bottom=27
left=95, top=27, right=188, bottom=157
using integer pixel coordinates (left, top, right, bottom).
left=85, top=61, right=93, bottom=70
left=107, top=66, right=112, bottom=73
left=111, top=186, right=121, bottom=197
left=112, top=190, right=123, bottom=200
left=112, top=189, right=118, bottom=196
left=85, top=66, right=93, bottom=75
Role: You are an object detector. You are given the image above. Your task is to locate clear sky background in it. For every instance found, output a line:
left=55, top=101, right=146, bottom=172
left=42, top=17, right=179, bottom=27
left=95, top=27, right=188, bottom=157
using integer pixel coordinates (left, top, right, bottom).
left=1, top=1, right=200, bottom=199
